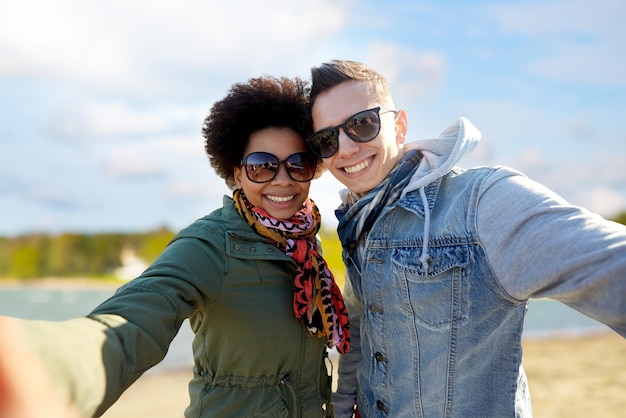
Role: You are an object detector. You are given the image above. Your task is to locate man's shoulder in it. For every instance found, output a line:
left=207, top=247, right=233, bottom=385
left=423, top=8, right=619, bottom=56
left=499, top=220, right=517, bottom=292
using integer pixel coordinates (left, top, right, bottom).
left=450, top=164, right=525, bottom=182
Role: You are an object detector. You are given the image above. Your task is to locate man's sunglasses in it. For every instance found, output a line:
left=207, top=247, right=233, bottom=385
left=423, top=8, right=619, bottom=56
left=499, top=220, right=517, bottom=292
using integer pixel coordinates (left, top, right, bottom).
left=305, top=106, right=396, bottom=158
left=240, top=151, right=317, bottom=183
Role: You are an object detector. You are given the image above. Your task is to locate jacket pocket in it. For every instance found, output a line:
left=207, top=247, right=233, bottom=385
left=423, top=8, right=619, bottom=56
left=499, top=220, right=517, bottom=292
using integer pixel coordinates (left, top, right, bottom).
left=254, top=373, right=298, bottom=418
left=393, top=243, right=469, bottom=327
left=255, top=397, right=289, bottom=417
left=190, top=376, right=291, bottom=418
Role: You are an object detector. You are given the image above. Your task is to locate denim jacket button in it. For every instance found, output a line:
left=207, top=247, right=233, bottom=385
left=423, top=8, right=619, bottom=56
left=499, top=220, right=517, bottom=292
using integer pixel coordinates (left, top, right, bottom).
left=374, top=352, right=387, bottom=362
left=368, top=304, right=383, bottom=313
left=376, top=400, right=388, bottom=412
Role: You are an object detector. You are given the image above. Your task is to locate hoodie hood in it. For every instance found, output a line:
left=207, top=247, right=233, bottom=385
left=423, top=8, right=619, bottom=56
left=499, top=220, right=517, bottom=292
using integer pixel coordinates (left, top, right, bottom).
left=401, top=117, right=480, bottom=271
left=401, top=116, right=480, bottom=198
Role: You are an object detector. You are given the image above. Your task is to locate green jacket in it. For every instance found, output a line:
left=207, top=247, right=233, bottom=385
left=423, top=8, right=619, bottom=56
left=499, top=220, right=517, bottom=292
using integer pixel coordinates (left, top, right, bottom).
left=25, top=196, right=333, bottom=417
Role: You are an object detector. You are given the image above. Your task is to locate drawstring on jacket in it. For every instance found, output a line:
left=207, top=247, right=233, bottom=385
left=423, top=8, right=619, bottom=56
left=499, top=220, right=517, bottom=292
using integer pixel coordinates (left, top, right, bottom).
left=418, top=187, right=431, bottom=272
left=400, top=117, right=482, bottom=273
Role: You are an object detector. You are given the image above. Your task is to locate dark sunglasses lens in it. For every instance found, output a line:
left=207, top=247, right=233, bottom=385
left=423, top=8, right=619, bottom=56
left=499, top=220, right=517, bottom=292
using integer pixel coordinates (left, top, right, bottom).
left=286, top=153, right=316, bottom=181
left=308, top=129, right=339, bottom=158
left=243, top=152, right=279, bottom=183
left=345, top=109, right=381, bottom=142
left=243, top=152, right=316, bottom=183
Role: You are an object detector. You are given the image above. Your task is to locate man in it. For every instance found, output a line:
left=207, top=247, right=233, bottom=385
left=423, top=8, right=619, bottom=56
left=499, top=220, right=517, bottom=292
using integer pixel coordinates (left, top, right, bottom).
left=306, top=59, right=626, bottom=417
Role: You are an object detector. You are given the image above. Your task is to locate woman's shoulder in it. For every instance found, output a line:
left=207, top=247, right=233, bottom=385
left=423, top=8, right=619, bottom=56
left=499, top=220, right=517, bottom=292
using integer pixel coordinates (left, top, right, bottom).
left=175, top=198, right=250, bottom=242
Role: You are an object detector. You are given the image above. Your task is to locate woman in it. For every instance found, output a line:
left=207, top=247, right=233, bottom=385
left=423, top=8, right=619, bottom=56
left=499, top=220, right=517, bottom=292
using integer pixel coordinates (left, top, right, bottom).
left=0, top=76, right=349, bottom=418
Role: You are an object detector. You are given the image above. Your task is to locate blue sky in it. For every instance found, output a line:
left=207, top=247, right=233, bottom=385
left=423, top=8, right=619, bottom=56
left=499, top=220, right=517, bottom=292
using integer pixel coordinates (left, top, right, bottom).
left=1, top=0, right=625, bottom=235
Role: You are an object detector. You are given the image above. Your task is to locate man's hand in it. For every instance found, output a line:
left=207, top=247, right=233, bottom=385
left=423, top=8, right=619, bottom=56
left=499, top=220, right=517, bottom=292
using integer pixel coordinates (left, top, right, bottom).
left=0, top=316, right=82, bottom=418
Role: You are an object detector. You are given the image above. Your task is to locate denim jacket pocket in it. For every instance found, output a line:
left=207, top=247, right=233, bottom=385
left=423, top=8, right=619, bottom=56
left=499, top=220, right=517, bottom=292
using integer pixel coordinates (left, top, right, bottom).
left=393, top=243, right=469, bottom=327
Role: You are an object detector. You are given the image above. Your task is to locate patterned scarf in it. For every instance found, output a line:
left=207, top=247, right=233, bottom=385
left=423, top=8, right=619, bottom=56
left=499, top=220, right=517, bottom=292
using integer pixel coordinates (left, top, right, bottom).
left=233, top=189, right=350, bottom=354
left=336, top=150, right=423, bottom=266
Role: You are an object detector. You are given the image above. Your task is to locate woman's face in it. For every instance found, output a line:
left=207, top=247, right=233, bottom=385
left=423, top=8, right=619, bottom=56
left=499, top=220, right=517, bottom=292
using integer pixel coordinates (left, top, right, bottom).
left=234, top=127, right=313, bottom=220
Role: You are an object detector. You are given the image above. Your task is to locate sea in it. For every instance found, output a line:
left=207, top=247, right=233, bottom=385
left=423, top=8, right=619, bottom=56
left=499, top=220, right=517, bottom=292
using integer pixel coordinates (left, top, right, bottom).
left=0, top=287, right=611, bottom=375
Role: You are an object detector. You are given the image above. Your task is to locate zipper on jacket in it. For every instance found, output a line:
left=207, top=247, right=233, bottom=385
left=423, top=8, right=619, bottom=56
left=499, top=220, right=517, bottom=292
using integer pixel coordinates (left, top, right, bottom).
left=323, top=350, right=334, bottom=417
left=279, top=373, right=299, bottom=417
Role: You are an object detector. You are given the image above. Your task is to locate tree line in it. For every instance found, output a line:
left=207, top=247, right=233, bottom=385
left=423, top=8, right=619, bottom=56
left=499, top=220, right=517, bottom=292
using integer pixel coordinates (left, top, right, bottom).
left=1, top=210, right=623, bottom=282
left=0, top=226, right=347, bottom=283
left=0, top=228, right=175, bottom=280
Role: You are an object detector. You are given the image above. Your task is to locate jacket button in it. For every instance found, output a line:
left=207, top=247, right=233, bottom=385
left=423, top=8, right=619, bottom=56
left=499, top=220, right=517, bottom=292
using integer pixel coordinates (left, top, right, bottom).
left=376, top=400, right=388, bottom=412
left=374, top=352, right=387, bottom=362
left=234, top=244, right=241, bottom=251
left=249, top=247, right=256, bottom=253
left=369, top=304, right=383, bottom=313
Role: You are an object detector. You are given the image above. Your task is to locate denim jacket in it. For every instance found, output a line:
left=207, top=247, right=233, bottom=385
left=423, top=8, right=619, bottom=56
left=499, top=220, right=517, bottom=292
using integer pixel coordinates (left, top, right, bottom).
left=333, top=118, right=626, bottom=418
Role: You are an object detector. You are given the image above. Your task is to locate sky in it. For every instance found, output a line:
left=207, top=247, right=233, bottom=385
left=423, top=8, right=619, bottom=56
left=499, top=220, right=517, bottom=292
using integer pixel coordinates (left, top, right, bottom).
left=1, top=0, right=625, bottom=236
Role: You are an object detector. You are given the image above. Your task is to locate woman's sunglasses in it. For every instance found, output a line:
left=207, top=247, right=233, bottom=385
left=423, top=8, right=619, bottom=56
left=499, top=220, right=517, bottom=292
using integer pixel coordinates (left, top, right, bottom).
left=305, top=106, right=396, bottom=158
left=240, top=151, right=317, bottom=183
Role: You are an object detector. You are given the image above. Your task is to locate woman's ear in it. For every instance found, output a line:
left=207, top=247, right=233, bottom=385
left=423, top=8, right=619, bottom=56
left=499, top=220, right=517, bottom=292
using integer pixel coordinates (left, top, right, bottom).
left=233, top=166, right=243, bottom=188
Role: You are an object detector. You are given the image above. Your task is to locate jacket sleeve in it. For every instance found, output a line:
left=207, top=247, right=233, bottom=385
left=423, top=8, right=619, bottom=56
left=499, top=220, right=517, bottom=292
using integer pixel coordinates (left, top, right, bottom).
left=476, top=167, right=626, bottom=337
left=23, top=234, right=225, bottom=417
left=3, top=316, right=97, bottom=418
left=333, top=277, right=363, bottom=418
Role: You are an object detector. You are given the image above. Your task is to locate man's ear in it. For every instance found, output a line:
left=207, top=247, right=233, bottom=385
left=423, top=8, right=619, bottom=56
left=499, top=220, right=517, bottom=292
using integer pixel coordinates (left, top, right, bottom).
left=395, top=109, right=408, bottom=145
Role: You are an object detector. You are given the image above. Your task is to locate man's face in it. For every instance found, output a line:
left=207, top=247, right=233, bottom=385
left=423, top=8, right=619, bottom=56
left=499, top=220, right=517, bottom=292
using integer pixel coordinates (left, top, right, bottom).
left=311, top=80, right=407, bottom=195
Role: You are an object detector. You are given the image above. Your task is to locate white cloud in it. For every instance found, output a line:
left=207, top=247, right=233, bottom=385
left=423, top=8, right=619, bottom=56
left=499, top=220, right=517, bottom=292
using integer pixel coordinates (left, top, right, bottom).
left=516, top=147, right=549, bottom=169
left=100, top=130, right=208, bottom=179
left=585, top=188, right=626, bottom=217
left=104, top=146, right=166, bottom=180
left=0, top=0, right=352, bottom=96
left=367, top=41, right=446, bottom=106
left=154, top=133, right=206, bottom=155
left=49, top=101, right=204, bottom=140
left=165, top=181, right=215, bottom=199
left=2, top=0, right=625, bottom=236
left=0, top=1, right=133, bottom=83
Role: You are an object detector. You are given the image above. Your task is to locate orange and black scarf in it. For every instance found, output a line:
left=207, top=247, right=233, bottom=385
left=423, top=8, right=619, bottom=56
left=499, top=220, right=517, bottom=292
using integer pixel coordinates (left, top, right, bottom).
left=233, top=189, right=350, bottom=354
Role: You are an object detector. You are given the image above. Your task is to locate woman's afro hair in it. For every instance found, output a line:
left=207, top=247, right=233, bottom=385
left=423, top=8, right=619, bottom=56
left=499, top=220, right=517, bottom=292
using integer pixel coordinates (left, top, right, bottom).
left=202, top=76, right=314, bottom=189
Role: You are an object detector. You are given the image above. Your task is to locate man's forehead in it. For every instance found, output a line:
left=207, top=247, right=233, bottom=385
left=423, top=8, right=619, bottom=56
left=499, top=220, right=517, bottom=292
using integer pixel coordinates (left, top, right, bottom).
left=312, top=82, right=379, bottom=127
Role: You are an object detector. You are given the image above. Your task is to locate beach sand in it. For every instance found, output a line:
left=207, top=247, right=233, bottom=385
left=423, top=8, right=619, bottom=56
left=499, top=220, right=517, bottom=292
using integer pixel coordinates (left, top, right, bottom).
left=522, top=331, right=626, bottom=417
left=100, top=331, right=626, bottom=418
